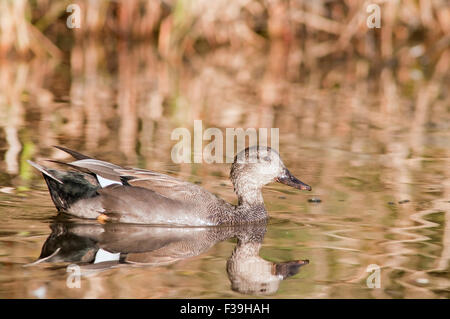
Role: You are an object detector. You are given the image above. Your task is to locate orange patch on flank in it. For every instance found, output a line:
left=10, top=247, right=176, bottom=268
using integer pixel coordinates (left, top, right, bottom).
left=97, top=214, right=109, bottom=224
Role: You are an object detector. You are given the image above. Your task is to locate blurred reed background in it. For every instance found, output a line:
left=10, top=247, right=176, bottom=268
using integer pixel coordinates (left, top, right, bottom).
left=0, top=0, right=449, bottom=298
left=0, top=0, right=448, bottom=171
left=0, top=0, right=449, bottom=165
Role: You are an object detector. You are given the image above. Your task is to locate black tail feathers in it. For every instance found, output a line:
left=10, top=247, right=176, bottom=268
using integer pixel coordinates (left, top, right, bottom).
left=28, top=160, right=99, bottom=212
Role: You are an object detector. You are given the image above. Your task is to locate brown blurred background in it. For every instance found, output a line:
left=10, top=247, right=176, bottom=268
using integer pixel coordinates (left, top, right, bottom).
left=0, top=0, right=449, bottom=170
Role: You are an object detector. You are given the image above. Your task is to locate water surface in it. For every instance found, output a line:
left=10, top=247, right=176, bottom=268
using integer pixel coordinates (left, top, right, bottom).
left=0, top=43, right=449, bottom=299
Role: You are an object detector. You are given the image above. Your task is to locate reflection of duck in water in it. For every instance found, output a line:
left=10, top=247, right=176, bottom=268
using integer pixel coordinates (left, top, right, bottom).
left=34, top=221, right=236, bottom=268
left=28, top=146, right=311, bottom=226
left=31, top=219, right=309, bottom=295
left=227, top=224, right=309, bottom=295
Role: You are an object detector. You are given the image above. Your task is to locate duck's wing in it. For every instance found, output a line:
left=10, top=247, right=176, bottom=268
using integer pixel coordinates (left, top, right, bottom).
left=62, top=159, right=216, bottom=203
left=53, top=146, right=220, bottom=203
left=54, top=145, right=92, bottom=160
left=115, top=168, right=218, bottom=202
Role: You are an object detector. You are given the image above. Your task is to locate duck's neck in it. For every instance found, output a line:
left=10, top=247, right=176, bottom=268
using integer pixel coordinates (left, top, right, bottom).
left=212, top=179, right=268, bottom=225
left=237, top=189, right=264, bottom=208
left=233, top=177, right=265, bottom=207
left=232, top=181, right=267, bottom=223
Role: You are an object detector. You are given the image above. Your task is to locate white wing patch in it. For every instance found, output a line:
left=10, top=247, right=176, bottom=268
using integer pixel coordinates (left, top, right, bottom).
left=96, top=175, right=122, bottom=187
left=94, top=248, right=120, bottom=264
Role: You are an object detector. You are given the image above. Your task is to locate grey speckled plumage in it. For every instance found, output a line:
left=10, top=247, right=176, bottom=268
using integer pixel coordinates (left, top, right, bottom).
left=29, top=146, right=311, bottom=226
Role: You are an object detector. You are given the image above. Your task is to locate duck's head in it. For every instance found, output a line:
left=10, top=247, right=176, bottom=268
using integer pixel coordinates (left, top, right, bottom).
left=230, top=146, right=311, bottom=206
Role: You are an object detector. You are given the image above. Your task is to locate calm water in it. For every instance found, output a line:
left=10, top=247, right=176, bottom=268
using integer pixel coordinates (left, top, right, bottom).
left=0, top=43, right=449, bottom=298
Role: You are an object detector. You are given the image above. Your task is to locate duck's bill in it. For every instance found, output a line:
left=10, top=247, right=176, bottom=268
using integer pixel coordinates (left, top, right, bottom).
left=274, top=259, right=310, bottom=278
left=276, top=169, right=312, bottom=191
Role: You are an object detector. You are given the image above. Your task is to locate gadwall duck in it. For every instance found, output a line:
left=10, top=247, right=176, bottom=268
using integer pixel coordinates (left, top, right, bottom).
left=28, top=145, right=311, bottom=226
